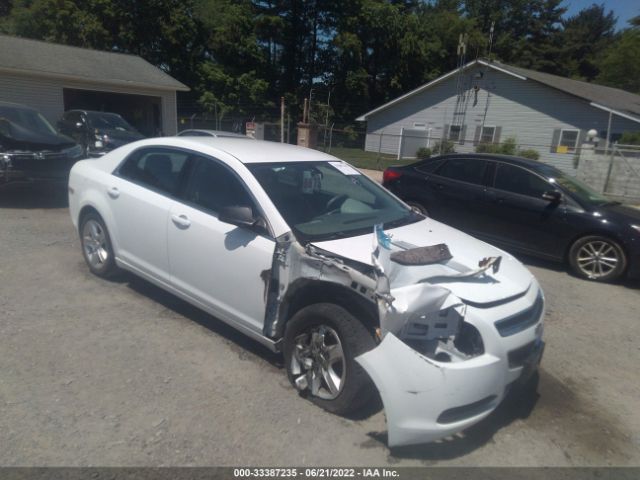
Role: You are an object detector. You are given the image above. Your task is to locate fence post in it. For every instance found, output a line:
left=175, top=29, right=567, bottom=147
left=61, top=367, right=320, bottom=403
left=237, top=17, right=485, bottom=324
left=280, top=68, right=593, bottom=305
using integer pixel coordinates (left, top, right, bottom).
left=603, top=142, right=616, bottom=194
left=375, top=131, right=384, bottom=170
left=328, top=123, right=334, bottom=153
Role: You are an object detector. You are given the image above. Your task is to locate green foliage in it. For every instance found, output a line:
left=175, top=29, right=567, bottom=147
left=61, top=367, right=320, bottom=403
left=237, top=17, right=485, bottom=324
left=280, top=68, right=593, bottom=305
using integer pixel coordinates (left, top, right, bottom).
left=432, top=140, right=455, bottom=154
left=518, top=149, right=540, bottom=160
left=619, top=131, right=640, bottom=145
left=596, top=28, right=640, bottom=94
left=0, top=0, right=635, bottom=125
left=558, top=3, right=616, bottom=80
left=475, top=136, right=539, bottom=160
left=416, top=147, right=432, bottom=160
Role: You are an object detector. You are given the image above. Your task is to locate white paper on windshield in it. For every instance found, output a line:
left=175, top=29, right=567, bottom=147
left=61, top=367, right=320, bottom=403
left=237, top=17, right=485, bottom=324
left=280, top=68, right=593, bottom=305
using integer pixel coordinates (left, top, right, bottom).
left=328, top=161, right=361, bottom=176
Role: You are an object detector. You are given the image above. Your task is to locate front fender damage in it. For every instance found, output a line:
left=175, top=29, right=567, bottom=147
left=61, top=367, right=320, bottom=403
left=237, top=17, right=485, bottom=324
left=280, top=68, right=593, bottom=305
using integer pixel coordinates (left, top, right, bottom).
left=267, top=225, right=509, bottom=447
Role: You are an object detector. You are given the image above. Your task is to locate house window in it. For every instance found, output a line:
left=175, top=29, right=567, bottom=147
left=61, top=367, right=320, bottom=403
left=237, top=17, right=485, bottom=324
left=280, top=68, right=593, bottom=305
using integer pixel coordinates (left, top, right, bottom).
left=449, top=125, right=462, bottom=141
left=559, top=129, right=579, bottom=152
left=480, top=126, right=496, bottom=143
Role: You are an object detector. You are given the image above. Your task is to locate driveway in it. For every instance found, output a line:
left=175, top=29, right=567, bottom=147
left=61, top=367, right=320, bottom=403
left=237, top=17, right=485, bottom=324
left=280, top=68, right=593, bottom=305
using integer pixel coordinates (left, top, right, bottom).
left=1, top=183, right=639, bottom=466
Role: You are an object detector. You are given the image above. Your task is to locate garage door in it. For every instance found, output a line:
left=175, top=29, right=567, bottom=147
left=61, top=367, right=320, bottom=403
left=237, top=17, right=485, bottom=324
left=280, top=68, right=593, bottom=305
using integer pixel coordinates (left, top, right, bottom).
left=63, top=88, right=162, bottom=137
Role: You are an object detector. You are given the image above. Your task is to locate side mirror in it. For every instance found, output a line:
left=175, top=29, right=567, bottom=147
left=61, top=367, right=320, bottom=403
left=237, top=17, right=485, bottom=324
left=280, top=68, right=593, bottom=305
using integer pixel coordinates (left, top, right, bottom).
left=542, top=190, right=562, bottom=203
left=218, top=205, right=262, bottom=229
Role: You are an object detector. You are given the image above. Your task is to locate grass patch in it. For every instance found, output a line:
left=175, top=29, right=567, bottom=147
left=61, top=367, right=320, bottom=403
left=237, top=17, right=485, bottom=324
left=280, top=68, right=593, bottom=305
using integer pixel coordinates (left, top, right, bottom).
left=318, top=147, right=415, bottom=170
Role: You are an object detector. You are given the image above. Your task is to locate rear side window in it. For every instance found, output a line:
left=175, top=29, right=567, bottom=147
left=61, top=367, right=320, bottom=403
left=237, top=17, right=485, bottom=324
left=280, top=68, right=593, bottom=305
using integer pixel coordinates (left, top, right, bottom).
left=182, top=158, right=256, bottom=214
left=494, top=163, right=550, bottom=198
left=414, top=158, right=445, bottom=174
left=436, top=158, right=487, bottom=185
left=118, top=147, right=190, bottom=195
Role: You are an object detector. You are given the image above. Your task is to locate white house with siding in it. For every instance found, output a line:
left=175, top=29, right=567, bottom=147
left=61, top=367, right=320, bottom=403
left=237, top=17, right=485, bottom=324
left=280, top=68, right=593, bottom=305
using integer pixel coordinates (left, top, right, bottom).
left=356, top=59, right=640, bottom=173
left=0, top=35, right=189, bottom=136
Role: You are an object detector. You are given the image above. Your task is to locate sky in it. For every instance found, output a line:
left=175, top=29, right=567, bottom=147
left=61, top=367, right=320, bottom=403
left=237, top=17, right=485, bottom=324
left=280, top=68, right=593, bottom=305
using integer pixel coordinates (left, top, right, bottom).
left=562, top=0, right=638, bottom=30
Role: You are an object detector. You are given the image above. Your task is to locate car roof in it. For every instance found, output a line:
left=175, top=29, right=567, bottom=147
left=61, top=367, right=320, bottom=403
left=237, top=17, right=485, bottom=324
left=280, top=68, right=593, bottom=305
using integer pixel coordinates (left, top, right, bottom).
left=426, top=153, right=560, bottom=173
left=0, top=101, right=37, bottom=111
left=131, top=137, right=340, bottom=164
left=178, top=129, right=247, bottom=138
left=67, top=109, right=121, bottom=116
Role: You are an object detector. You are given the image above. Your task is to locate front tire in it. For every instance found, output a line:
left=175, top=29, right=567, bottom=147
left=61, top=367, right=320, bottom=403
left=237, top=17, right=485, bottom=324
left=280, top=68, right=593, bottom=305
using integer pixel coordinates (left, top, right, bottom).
left=405, top=200, right=428, bottom=216
left=568, top=235, right=626, bottom=282
left=80, top=212, right=118, bottom=278
left=283, top=303, right=376, bottom=415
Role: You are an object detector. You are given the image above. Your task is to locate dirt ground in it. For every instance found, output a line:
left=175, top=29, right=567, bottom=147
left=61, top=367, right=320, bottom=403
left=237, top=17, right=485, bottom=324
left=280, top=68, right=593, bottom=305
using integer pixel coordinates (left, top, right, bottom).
left=1, top=182, right=639, bottom=467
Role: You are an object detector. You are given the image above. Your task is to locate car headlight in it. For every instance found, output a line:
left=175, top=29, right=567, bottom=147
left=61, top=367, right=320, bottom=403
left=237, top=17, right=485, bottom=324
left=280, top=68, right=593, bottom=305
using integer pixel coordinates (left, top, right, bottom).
left=63, top=144, right=83, bottom=159
left=631, top=224, right=640, bottom=234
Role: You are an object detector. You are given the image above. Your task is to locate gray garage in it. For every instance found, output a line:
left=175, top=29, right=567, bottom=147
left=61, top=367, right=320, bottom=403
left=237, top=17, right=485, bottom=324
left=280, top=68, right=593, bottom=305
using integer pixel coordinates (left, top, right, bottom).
left=0, top=34, right=189, bottom=136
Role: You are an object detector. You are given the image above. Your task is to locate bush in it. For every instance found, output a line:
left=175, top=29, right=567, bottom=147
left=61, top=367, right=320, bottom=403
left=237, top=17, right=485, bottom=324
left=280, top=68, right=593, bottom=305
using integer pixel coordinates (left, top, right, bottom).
left=432, top=140, right=455, bottom=154
left=518, top=149, right=540, bottom=160
left=416, top=147, right=432, bottom=160
left=475, top=136, right=539, bottom=160
left=619, top=131, right=640, bottom=145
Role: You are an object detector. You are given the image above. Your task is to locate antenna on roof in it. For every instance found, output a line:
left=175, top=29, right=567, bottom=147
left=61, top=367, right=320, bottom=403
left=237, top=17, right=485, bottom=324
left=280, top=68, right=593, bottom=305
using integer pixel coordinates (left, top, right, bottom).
left=480, top=21, right=496, bottom=131
left=487, top=21, right=495, bottom=61
left=452, top=33, right=469, bottom=130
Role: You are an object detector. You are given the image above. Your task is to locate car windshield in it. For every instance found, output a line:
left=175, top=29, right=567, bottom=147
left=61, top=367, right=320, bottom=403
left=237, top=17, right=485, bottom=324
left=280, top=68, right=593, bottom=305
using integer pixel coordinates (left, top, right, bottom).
left=0, top=105, right=58, bottom=136
left=544, top=168, right=612, bottom=206
left=87, top=112, right=136, bottom=132
left=248, top=161, right=421, bottom=242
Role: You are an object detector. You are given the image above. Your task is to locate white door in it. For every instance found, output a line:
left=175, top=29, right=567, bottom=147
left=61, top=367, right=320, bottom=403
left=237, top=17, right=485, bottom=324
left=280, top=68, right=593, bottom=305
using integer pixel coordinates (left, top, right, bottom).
left=108, top=147, right=190, bottom=284
left=167, top=156, right=275, bottom=333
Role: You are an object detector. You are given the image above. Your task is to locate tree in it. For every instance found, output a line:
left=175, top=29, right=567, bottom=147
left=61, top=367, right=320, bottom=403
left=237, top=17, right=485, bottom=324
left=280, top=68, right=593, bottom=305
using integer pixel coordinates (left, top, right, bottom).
left=196, top=0, right=273, bottom=118
left=596, top=17, right=640, bottom=93
left=559, top=3, right=617, bottom=80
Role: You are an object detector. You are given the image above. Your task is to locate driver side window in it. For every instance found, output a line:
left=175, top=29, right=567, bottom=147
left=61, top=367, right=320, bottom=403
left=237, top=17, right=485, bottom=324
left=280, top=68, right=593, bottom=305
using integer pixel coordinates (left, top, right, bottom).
left=182, top=157, right=257, bottom=215
left=494, top=163, right=550, bottom=198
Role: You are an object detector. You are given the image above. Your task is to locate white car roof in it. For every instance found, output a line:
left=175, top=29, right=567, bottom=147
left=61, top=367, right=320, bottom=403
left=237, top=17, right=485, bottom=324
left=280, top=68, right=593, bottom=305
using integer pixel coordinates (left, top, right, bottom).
left=162, top=137, right=340, bottom=164
left=177, top=129, right=247, bottom=138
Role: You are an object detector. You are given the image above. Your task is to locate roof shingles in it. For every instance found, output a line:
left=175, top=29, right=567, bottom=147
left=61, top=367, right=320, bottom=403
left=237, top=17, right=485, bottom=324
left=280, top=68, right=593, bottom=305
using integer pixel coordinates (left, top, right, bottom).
left=0, top=34, right=189, bottom=91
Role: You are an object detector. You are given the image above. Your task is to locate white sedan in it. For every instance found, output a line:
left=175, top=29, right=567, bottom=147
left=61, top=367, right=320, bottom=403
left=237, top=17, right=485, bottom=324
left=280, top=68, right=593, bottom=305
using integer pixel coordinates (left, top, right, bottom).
left=68, top=137, right=545, bottom=447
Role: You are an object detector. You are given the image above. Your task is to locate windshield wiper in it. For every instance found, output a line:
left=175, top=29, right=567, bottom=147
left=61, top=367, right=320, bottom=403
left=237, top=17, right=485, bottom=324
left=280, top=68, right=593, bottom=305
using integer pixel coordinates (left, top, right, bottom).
left=384, top=213, right=422, bottom=230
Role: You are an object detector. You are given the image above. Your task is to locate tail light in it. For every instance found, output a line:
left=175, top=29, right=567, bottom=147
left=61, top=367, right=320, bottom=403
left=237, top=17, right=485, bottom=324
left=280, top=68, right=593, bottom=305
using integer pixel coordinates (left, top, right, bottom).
left=383, top=168, right=402, bottom=183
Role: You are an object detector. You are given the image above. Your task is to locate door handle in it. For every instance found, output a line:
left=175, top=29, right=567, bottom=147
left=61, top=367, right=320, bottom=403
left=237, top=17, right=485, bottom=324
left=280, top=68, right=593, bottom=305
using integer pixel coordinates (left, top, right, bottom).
left=171, top=214, right=191, bottom=229
left=107, top=187, right=120, bottom=199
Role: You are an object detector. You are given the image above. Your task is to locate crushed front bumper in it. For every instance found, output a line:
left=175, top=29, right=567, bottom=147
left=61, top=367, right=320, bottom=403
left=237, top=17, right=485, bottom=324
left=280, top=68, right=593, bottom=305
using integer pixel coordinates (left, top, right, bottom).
left=357, top=282, right=545, bottom=447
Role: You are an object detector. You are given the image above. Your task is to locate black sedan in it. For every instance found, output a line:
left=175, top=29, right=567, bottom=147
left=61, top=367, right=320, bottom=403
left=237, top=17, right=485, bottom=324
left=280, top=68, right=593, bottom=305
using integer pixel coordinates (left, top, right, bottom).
left=383, top=154, right=640, bottom=282
left=58, top=110, right=144, bottom=157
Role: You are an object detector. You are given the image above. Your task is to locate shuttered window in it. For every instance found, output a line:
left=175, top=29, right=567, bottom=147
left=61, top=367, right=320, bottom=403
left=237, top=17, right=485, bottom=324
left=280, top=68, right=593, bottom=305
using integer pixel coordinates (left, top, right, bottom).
left=480, top=126, right=496, bottom=143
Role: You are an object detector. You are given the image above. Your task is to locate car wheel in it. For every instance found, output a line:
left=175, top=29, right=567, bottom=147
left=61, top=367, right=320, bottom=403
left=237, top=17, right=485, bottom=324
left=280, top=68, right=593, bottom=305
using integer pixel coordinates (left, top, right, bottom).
left=406, top=200, right=429, bottom=216
left=80, top=212, right=118, bottom=278
left=568, top=235, right=627, bottom=282
left=284, top=303, right=377, bottom=415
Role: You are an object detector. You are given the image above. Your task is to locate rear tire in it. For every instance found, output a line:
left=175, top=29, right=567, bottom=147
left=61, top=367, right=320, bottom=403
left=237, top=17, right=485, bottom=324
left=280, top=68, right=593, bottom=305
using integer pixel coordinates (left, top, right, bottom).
left=283, top=303, right=377, bottom=415
left=568, top=235, right=626, bottom=282
left=79, top=212, right=118, bottom=278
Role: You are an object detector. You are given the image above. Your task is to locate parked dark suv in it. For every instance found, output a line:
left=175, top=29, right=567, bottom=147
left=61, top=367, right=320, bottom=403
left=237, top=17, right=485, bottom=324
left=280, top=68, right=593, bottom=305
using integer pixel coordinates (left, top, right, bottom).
left=383, top=153, right=640, bottom=282
left=58, top=110, right=144, bottom=157
left=0, top=101, right=83, bottom=184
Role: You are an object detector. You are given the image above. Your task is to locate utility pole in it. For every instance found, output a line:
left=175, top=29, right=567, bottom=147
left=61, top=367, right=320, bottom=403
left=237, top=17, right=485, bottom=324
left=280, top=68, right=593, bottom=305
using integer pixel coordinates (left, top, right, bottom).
left=280, top=96, right=285, bottom=143
left=323, top=90, right=331, bottom=148
left=302, top=98, right=309, bottom=123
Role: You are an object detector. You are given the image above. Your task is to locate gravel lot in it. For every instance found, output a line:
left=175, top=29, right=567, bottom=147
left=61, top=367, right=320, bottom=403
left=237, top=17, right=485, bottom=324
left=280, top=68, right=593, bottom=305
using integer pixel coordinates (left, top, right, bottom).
left=1, top=182, right=639, bottom=467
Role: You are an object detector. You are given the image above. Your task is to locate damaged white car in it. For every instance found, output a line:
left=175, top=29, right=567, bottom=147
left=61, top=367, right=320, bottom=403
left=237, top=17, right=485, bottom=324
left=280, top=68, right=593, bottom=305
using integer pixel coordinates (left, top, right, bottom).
left=68, top=138, right=545, bottom=447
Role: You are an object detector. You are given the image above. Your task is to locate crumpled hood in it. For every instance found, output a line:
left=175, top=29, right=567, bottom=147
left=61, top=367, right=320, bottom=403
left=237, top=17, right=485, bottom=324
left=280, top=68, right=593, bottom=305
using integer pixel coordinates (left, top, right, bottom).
left=311, top=218, right=533, bottom=305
